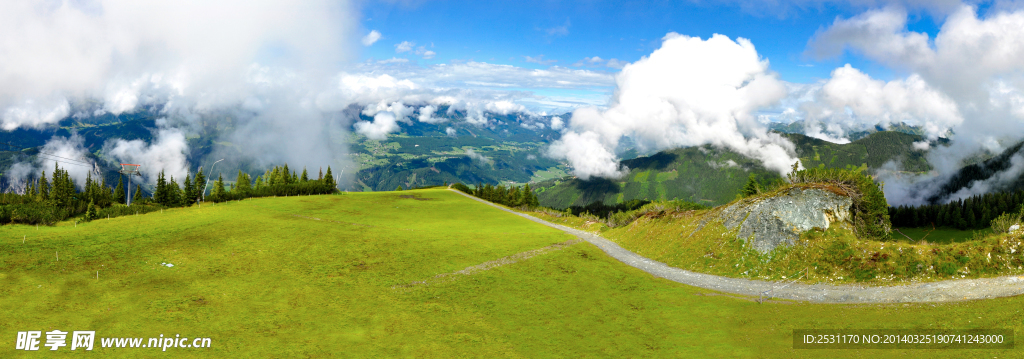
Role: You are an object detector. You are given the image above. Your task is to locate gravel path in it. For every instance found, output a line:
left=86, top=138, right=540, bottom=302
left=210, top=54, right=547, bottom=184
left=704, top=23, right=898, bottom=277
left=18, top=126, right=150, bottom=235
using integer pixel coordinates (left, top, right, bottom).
left=449, top=189, right=1024, bottom=303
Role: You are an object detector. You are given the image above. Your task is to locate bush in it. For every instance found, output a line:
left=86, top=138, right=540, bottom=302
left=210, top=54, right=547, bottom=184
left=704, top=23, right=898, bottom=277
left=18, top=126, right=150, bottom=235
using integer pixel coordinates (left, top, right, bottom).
left=452, top=183, right=472, bottom=194
left=991, top=210, right=1022, bottom=234
left=786, top=162, right=891, bottom=239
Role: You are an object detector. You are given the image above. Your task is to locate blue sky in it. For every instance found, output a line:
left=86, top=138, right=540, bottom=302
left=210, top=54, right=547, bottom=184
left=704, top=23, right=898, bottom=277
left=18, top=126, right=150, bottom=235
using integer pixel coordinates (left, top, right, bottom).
left=357, top=0, right=948, bottom=84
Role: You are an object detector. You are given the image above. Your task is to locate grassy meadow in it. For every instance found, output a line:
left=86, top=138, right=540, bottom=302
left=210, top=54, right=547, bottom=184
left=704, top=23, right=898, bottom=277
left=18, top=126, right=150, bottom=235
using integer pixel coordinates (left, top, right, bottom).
left=1, top=189, right=1022, bottom=357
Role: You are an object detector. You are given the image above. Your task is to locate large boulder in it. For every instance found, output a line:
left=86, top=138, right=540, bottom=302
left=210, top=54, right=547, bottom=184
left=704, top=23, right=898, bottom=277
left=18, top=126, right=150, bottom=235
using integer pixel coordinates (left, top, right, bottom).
left=719, top=187, right=853, bottom=253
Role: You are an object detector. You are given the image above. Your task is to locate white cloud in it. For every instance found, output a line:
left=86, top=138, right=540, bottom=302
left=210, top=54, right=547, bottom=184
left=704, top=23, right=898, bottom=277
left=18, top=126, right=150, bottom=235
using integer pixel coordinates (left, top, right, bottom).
left=418, top=105, right=445, bottom=124
left=550, top=116, right=564, bottom=130
left=547, top=33, right=796, bottom=179
left=354, top=112, right=401, bottom=140
left=362, top=30, right=382, bottom=46
left=354, top=101, right=416, bottom=139
left=804, top=5, right=1024, bottom=204
left=524, top=55, right=557, bottom=65
left=446, top=127, right=457, bottom=137
left=104, top=128, right=190, bottom=184
left=377, top=57, right=409, bottom=64
left=395, top=41, right=415, bottom=53
left=799, top=64, right=963, bottom=140
left=605, top=59, right=627, bottom=69
left=572, top=56, right=627, bottom=69
left=465, top=148, right=492, bottom=165
left=421, top=50, right=436, bottom=59
left=327, top=61, right=614, bottom=114
left=8, top=134, right=96, bottom=191
left=545, top=19, right=571, bottom=37
left=0, top=0, right=356, bottom=130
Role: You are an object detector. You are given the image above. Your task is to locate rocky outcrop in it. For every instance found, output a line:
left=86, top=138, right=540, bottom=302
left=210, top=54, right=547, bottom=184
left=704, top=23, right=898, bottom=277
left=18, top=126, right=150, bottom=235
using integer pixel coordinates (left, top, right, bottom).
left=719, top=187, right=853, bottom=253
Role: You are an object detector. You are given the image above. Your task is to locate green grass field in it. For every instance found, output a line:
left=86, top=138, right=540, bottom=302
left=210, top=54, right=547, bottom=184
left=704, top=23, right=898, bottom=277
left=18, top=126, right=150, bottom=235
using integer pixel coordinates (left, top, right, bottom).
left=892, top=226, right=982, bottom=244
left=2, top=189, right=1022, bottom=357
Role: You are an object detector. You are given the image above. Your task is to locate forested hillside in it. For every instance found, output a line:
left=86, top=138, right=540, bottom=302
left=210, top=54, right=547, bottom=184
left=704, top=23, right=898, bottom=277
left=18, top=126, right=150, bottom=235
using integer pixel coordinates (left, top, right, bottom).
left=532, top=145, right=778, bottom=209
left=922, top=141, right=1024, bottom=204
left=533, top=131, right=931, bottom=209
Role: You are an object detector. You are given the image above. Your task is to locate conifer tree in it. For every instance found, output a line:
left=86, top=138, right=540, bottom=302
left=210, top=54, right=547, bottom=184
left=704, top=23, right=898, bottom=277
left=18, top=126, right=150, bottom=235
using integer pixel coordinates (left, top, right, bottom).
left=132, top=185, right=142, bottom=203
left=324, top=166, right=335, bottom=189
left=183, top=172, right=194, bottom=206
left=50, top=164, right=74, bottom=207
left=236, top=170, right=252, bottom=195
left=114, top=176, right=125, bottom=204
left=38, top=170, right=50, bottom=200
left=509, top=186, right=522, bottom=206
left=155, top=170, right=168, bottom=206
left=168, top=177, right=183, bottom=207
left=85, top=198, right=97, bottom=221
left=282, top=164, right=291, bottom=184
left=194, top=170, right=206, bottom=202
left=269, top=167, right=281, bottom=186
left=318, top=167, right=323, bottom=181
left=212, top=174, right=226, bottom=201
left=300, top=168, right=309, bottom=182
left=741, top=174, right=760, bottom=197
left=396, top=185, right=403, bottom=191
left=522, top=184, right=538, bottom=207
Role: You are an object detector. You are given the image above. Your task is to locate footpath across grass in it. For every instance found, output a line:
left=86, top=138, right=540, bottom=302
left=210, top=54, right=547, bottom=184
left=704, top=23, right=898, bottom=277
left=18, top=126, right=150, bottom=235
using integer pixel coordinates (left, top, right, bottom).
left=1, top=189, right=1021, bottom=357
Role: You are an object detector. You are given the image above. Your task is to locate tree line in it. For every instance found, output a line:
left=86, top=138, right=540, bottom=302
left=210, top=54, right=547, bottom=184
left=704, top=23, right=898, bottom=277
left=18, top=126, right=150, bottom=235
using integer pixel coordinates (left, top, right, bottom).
left=452, top=182, right=539, bottom=208
left=1, top=163, right=339, bottom=225
left=889, top=190, right=1024, bottom=230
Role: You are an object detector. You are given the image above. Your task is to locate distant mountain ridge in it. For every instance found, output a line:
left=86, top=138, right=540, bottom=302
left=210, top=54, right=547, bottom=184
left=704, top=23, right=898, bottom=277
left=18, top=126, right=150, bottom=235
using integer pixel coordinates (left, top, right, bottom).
left=533, top=131, right=931, bottom=209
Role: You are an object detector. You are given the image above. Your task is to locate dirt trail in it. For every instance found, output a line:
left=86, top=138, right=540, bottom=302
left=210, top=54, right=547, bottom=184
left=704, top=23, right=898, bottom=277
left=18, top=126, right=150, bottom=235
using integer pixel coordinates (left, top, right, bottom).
left=449, top=189, right=1024, bottom=303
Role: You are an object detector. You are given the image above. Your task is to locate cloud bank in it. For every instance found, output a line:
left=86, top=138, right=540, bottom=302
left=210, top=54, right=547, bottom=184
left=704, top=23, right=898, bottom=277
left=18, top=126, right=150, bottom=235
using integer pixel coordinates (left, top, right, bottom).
left=800, top=4, right=1024, bottom=204
left=547, top=33, right=797, bottom=179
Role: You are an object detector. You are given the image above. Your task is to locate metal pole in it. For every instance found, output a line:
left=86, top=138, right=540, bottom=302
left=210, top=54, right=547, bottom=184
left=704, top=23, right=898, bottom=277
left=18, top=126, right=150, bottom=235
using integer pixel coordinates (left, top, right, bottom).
left=202, top=159, right=224, bottom=202
left=127, top=172, right=132, bottom=206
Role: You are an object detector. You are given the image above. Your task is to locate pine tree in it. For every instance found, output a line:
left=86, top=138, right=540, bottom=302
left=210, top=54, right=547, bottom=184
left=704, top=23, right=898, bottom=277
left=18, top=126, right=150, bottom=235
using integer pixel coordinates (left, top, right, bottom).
left=318, top=167, right=323, bottom=181
left=282, top=164, right=291, bottom=185
left=300, top=168, right=309, bottom=182
left=132, top=185, right=142, bottom=203
left=50, top=164, right=74, bottom=208
left=212, top=174, right=226, bottom=201
left=509, top=186, right=522, bottom=207
left=396, top=185, right=403, bottom=191
left=114, top=176, right=125, bottom=204
left=269, top=167, right=281, bottom=186
left=38, top=170, right=50, bottom=200
left=183, top=172, right=194, bottom=206
left=522, top=184, right=538, bottom=207
left=324, top=166, right=335, bottom=189
left=155, top=170, right=168, bottom=206
left=168, top=176, right=182, bottom=207
left=741, top=174, right=760, bottom=197
left=194, top=170, right=207, bottom=202
left=85, top=198, right=97, bottom=221
left=85, top=172, right=94, bottom=203
left=236, top=170, right=252, bottom=195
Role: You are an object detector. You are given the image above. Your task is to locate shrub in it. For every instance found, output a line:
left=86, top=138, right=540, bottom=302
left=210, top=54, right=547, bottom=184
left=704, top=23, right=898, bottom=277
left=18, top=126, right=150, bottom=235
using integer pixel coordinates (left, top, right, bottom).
left=786, top=162, right=891, bottom=239
left=991, top=210, right=1021, bottom=234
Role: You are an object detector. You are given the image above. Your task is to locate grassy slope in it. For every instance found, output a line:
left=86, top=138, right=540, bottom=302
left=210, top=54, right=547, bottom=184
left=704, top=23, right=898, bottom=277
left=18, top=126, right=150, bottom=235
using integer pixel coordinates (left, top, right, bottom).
left=534, top=186, right=1024, bottom=285
left=0, top=189, right=1019, bottom=357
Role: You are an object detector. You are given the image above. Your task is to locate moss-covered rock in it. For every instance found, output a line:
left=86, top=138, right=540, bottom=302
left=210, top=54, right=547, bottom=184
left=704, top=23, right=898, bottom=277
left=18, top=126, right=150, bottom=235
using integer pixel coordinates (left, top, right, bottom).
left=720, top=187, right=853, bottom=253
